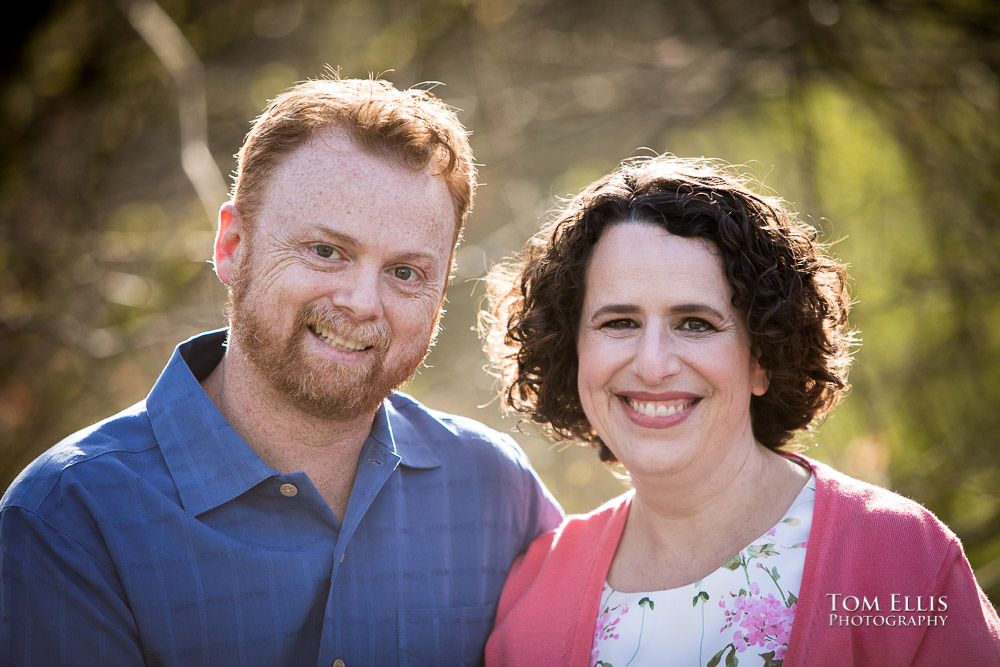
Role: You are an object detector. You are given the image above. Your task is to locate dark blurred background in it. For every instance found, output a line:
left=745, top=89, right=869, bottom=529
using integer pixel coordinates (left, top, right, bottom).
left=2, top=0, right=998, bottom=607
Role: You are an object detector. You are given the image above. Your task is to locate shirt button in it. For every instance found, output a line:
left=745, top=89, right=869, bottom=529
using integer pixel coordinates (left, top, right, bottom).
left=332, top=659, right=346, bottom=667
left=279, top=483, right=298, bottom=497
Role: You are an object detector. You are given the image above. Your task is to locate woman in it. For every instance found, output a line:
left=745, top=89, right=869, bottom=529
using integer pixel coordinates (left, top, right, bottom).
left=483, top=156, right=1000, bottom=665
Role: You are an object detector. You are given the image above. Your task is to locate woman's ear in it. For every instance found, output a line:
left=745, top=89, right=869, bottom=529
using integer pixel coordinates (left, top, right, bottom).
left=751, top=348, right=770, bottom=397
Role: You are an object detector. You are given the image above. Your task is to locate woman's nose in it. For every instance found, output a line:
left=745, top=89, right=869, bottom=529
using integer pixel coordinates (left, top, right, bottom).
left=632, top=327, right=683, bottom=385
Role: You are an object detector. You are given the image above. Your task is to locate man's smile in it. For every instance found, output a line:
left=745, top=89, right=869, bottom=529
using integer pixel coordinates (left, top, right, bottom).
left=307, top=323, right=372, bottom=352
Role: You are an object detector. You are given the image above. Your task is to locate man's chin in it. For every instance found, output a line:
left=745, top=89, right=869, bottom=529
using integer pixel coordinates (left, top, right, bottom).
left=287, top=392, right=384, bottom=421
left=276, top=356, right=423, bottom=422
left=272, top=368, right=384, bottom=421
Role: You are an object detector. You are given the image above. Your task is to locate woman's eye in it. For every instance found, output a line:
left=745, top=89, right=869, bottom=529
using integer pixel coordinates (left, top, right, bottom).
left=314, top=245, right=338, bottom=259
left=393, top=266, right=415, bottom=281
left=681, top=318, right=713, bottom=332
left=602, top=318, right=637, bottom=329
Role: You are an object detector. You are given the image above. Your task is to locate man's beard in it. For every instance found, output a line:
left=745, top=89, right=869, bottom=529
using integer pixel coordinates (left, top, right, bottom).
left=226, top=250, right=431, bottom=421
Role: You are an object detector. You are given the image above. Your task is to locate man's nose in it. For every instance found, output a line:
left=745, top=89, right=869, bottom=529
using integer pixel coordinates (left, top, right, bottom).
left=331, top=265, right=384, bottom=320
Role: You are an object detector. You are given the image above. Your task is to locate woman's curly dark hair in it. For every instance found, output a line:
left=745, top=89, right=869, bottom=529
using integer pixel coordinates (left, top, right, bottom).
left=482, top=156, right=856, bottom=463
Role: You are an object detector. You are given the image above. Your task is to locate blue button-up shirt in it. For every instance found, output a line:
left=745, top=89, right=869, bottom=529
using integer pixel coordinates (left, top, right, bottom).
left=1, top=330, right=562, bottom=666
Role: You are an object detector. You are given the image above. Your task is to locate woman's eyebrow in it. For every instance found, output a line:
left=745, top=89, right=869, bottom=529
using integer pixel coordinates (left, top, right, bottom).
left=588, top=304, right=640, bottom=321
left=588, top=302, right=727, bottom=322
left=668, top=303, right=727, bottom=321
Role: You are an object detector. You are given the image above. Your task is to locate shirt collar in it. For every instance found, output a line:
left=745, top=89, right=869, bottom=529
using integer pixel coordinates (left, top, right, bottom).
left=147, top=330, right=440, bottom=516
left=147, top=329, right=276, bottom=516
left=378, top=394, right=442, bottom=470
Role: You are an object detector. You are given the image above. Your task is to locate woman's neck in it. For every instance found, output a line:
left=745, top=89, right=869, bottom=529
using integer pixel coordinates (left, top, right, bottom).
left=608, top=445, right=810, bottom=593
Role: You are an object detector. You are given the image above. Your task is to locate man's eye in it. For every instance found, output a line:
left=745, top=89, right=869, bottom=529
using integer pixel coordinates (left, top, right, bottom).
left=314, top=245, right=338, bottom=258
left=393, top=267, right=415, bottom=281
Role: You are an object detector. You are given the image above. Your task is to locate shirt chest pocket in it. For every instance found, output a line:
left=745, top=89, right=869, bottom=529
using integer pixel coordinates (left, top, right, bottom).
left=397, top=604, right=497, bottom=666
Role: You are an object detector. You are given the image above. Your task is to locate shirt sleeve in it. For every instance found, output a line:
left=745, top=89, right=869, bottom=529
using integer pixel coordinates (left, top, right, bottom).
left=503, top=433, right=564, bottom=553
left=912, top=537, right=1000, bottom=664
left=0, top=506, right=145, bottom=665
left=525, top=473, right=564, bottom=547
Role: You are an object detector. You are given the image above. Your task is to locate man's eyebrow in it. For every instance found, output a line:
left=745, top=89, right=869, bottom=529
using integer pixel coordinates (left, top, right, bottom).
left=391, top=250, right=440, bottom=266
left=311, top=226, right=360, bottom=248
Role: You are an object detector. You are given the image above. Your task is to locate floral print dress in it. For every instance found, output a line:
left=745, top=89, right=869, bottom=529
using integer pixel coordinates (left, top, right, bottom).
left=591, top=476, right=815, bottom=667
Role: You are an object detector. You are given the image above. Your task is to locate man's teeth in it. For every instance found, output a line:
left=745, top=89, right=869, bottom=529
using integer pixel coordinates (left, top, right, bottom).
left=626, top=398, right=690, bottom=418
left=310, top=326, right=367, bottom=351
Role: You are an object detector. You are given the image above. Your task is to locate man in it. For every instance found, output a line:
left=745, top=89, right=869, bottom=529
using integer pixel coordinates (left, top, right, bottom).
left=0, top=76, right=562, bottom=665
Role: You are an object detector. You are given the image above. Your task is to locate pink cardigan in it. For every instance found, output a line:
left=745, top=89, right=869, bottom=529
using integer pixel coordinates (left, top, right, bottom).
left=486, top=456, right=1000, bottom=666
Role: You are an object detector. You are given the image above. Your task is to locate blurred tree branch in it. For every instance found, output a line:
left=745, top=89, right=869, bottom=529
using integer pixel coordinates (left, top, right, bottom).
left=119, top=0, right=226, bottom=224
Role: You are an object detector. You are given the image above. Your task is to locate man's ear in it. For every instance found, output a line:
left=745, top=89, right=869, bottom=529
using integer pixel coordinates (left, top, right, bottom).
left=214, top=202, right=244, bottom=287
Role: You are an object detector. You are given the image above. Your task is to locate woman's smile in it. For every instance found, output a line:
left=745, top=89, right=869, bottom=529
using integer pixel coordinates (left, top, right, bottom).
left=617, top=392, right=701, bottom=427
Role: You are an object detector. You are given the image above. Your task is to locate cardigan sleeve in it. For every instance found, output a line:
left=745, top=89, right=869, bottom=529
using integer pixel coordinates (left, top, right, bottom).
left=491, top=529, right=557, bottom=632
left=910, top=536, right=1000, bottom=664
left=486, top=524, right=590, bottom=666
left=786, top=456, right=1000, bottom=666
left=486, top=493, right=632, bottom=667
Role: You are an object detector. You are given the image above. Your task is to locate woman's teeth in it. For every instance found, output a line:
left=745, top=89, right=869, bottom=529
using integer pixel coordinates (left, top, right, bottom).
left=626, top=398, right=690, bottom=418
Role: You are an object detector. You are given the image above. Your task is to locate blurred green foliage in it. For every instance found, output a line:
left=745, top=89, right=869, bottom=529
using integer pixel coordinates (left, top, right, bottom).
left=1, top=0, right=997, bottom=607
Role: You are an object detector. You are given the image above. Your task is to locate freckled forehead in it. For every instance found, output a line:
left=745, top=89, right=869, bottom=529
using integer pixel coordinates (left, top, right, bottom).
left=258, top=129, right=456, bottom=256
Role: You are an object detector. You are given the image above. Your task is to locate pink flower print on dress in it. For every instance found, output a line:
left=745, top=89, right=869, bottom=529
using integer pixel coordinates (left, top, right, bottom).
left=591, top=596, right=632, bottom=667
left=593, top=602, right=628, bottom=643
left=720, top=591, right=796, bottom=660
